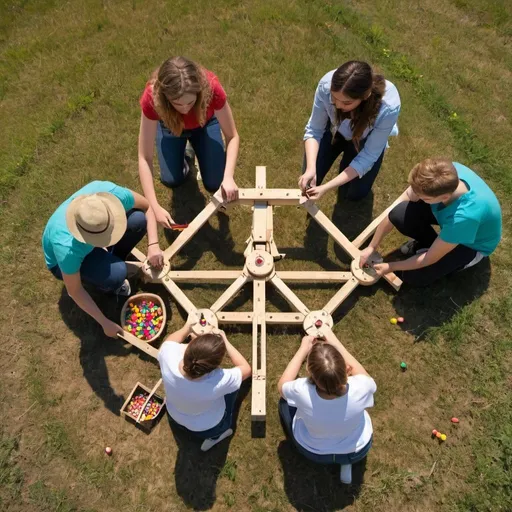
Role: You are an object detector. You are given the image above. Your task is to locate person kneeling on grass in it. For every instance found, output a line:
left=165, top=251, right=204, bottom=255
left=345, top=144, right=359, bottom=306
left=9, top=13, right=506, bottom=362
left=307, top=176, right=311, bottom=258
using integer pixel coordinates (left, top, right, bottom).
left=278, top=335, right=376, bottom=485
left=42, top=181, right=164, bottom=338
left=359, top=158, right=502, bottom=286
left=158, top=325, right=251, bottom=452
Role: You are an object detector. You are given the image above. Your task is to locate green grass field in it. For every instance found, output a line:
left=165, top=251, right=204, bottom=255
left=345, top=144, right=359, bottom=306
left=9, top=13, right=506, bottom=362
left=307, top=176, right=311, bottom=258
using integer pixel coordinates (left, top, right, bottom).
left=1, top=1, right=511, bottom=510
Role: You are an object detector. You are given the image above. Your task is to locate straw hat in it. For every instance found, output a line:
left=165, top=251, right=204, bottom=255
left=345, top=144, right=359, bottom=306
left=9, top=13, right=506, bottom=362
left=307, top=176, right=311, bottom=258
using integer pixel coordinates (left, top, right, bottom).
left=66, top=193, right=127, bottom=247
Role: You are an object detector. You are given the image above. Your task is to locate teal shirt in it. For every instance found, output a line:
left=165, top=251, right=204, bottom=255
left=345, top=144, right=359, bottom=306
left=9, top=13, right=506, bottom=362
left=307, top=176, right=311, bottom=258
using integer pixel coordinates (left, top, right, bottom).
left=42, top=181, right=135, bottom=274
left=431, top=163, right=501, bottom=256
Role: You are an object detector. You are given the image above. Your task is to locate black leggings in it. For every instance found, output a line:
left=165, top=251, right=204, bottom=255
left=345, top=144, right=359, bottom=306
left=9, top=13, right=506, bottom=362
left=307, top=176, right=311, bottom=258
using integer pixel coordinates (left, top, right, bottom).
left=388, top=201, right=478, bottom=286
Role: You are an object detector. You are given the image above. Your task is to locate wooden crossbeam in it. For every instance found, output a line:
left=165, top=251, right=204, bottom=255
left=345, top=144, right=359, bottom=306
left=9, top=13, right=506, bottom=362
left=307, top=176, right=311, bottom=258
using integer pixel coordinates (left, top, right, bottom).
left=276, top=271, right=352, bottom=282
left=251, top=278, right=267, bottom=422
left=270, top=274, right=310, bottom=316
left=130, top=247, right=146, bottom=262
left=210, top=274, right=249, bottom=313
left=166, top=270, right=241, bottom=281
left=161, top=277, right=196, bottom=314
left=323, top=277, right=359, bottom=315
left=235, top=189, right=302, bottom=205
left=117, top=332, right=159, bottom=359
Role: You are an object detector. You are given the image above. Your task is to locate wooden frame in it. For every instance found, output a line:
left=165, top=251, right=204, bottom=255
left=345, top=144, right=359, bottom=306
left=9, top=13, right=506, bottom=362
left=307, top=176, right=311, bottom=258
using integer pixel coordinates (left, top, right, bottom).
left=123, top=166, right=404, bottom=433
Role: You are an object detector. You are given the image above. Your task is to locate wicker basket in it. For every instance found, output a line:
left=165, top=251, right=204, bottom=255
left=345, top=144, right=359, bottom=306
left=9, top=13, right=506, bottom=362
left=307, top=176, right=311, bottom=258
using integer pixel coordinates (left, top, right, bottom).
left=120, top=293, right=167, bottom=344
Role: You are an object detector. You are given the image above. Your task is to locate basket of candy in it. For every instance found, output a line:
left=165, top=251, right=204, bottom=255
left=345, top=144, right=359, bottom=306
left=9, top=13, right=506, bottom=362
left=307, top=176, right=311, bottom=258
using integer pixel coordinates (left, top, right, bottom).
left=120, top=380, right=166, bottom=431
left=121, top=293, right=166, bottom=343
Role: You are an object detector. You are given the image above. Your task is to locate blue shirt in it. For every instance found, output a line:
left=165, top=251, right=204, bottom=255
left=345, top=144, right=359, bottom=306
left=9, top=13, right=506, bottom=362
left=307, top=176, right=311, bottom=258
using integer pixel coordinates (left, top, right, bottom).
left=42, top=181, right=135, bottom=274
left=431, top=163, right=502, bottom=256
left=304, top=70, right=401, bottom=177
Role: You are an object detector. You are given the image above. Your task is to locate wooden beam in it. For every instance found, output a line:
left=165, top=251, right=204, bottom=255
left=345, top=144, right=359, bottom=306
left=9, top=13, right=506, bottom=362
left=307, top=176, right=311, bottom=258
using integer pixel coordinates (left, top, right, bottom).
left=216, top=312, right=254, bottom=324
left=161, top=277, right=196, bottom=314
left=323, top=277, right=359, bottom=315
left=384, top=272, right=402, bottom=291
left=265, top=312, right=305, bottom=324
left=165, top=270, right=241, bottom=281
left=130, top=247, right=146, bottom=262
left=235, top=189, right=302, bottom=205
left=163, top=200, right=221, bottom=260
left=352, top=192, right=405, bottom=248
left=117, top=332, right=159, bottom=359
left=276, top=271, right=352, bottom=282
left=303, top=202, right=360, bottom=260
left=252, top=203, right=269, bottom=244
left=210, top=274, right=249, bottom=313
left=252, top=277, right=266, bottom=422
left=256, top=166, right=266, bottom=188
left=270, top=274, right=310, bottom=316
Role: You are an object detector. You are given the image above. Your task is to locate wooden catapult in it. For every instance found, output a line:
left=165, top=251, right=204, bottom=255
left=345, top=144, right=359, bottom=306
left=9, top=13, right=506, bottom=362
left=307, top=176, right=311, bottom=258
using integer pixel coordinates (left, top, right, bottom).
left=119, top=166, right=403, bottom=431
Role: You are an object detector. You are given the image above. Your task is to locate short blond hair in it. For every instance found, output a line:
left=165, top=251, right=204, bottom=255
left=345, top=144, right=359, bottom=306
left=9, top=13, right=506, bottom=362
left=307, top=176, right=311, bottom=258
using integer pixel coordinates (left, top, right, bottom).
left=408, top=158, right=459, bottom=197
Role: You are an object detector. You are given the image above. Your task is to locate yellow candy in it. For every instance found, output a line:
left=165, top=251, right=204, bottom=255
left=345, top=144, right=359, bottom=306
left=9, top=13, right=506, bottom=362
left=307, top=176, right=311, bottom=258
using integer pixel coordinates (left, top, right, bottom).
left=390, top=318, right=398, bottom=325
left=440, top=434, right=447, bottom=441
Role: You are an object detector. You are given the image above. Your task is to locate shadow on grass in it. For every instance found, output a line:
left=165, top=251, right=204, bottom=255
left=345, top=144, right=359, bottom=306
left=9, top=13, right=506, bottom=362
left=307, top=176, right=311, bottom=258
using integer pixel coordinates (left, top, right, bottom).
left=277, top=440, right=366, bottom=511
left=166, top=379, right=251, bottom=510
left=164, top=173, right=245, bottom=270
left=391, top=256, right=491, bottom=342
left=58, top=284, right=169, bottom=416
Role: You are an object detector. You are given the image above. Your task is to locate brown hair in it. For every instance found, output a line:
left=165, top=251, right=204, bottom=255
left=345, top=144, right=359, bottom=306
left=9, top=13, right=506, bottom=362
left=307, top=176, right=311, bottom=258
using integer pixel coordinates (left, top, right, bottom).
left=183, top=333, right=226, bottom=379
left=307, top=343, right=348, bottom=397
left=408, top=158, right=459, bottom=197
left=152, top=56, right=212, bottom=136
left=331, top=61, right=386, bottom=150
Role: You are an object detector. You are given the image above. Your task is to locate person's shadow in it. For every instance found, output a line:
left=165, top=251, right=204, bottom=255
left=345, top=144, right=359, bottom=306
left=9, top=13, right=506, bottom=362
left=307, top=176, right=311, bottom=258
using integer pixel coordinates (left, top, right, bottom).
left=390, top=255, right=491, bottom=342
left=167, top=379, right=251, bottom=510
left=58, top=285, right=166, bottom=415
left=277, top=440, right=367, bottom=511
left=164, top=172, right=245, bottom=270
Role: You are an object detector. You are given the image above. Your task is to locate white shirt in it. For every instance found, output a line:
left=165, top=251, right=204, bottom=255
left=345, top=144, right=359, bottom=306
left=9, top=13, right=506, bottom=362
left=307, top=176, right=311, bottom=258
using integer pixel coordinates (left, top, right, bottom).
left=158, top=341, right=242, bottom=432
left=282, top=374, right=376, bottom=454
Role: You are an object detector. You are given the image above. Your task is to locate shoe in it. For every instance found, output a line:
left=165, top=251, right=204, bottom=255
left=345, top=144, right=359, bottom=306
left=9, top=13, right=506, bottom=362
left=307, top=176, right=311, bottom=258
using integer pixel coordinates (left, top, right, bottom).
left=463, top=251, right=484, bottom=270
left=400, top=240, right=429, bottom=256
left=340, top=464, right=352, bottom=484
left=114, top=279, right=131, bottom=296
left=200, top=428, right=233, bottom=452
left=184, top=142, right=195, bottom=178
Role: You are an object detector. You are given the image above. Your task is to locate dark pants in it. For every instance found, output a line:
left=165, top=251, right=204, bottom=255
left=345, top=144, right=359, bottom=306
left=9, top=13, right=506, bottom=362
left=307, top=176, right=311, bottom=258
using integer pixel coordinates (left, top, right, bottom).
left=168, top=390, right=239, bottom=440
left=278, top=398, right=373, bottom=465
left=389, top=200, right=479, bottom=286
left=305, top=127, right=385, bottom=201
left=157, top=116, right=226, bottom=193
left=50, top=209, right=147, bottom=292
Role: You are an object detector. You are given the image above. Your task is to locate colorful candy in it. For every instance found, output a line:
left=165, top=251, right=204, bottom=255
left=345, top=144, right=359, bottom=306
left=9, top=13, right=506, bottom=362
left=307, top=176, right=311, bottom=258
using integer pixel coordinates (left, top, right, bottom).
left=126, top=392, right=163, bottom=421
left=124, top=299, right=163, bottom=341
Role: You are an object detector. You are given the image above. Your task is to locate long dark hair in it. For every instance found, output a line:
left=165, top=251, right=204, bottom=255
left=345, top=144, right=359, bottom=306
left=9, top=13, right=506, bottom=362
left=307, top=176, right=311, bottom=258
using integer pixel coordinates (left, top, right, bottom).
left=183, top=333, right=226, bottom=379
left=331, top=61, right=385, bottom=149
left=307, top=343, right=348, bottom=397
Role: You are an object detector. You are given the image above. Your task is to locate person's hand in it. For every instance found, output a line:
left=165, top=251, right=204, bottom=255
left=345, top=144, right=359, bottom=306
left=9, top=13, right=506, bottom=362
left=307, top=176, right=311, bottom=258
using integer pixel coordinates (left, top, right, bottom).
left=147, top=244, right=164, bottom=270
left=359, top=246, right=376, bottom=269
left=102, top=319, right=124, bottom=338
left=305, top=184, right=328, bottom=201
left=373, top=262, right=392, bottom=277
left=346, top=364, right=353, bottom=376
left=221, top=178, right=239, bottom=202
left=154, top=204, right=175, bottom=229
left=300, top=335, right=317, bottom=352
left=298, top=169, right=317, bottom=192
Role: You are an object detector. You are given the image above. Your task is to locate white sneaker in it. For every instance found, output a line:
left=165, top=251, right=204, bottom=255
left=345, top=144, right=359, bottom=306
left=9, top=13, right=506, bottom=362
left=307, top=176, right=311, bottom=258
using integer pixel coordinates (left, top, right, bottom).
left=114, top=279, right=131, bottom=296
left=400, top=240, right=428, bottom=256
left=463, top=251, right=484, bottom=269
left=200, top=428, right=233, bottom=452
left=340, top=464, right=352, bottom=484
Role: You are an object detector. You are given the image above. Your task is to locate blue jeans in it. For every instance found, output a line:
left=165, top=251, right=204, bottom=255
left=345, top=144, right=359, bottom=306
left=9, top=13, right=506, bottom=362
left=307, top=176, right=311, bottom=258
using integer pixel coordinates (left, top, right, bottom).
left=50, top=209, right=147, bottom=292
left=157, top=116, right=226, bottom=193
left=278, top=398, right=373, bottom=465
left=168, top=390, right=239, bottom=440
left=304, top=127, right=385, bottom=201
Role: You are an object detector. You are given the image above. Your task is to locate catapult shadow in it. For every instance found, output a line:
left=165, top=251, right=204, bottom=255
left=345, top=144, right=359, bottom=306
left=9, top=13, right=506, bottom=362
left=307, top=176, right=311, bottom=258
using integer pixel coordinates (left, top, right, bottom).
left=390, top=254, right=491, bottom=342
left=278, top=439, right=366, bottom=511
left=58, top=284, right=170, bottom=415
left=167, top=379, right=251, bottom=510
left=163, top=172, right=245, bottom=270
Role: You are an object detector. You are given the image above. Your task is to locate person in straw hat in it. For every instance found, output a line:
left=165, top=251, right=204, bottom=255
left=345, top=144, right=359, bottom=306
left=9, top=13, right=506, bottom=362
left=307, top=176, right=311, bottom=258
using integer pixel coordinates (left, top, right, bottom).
left=42, top=181, right=163, bottom=338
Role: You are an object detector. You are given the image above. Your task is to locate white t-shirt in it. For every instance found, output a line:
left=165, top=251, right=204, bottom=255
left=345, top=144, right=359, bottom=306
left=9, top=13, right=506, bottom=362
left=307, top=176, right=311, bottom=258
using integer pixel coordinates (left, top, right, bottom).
left=282, top=374, right=376, bottom=455
left=158, top=341, right=242, bottom=432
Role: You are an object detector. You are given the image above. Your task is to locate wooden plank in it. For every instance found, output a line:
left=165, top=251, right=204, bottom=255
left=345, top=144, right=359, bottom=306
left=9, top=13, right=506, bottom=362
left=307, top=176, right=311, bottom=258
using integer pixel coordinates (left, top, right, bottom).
left=384, top=272, right=402, bottom=291
left=130, top=247, right=146, bottom=262
left=352, top=192, right=405, bottom=248
left=252, top=202, right=268, bottom=244
left=117, top=332, right=159, bottom=359
left=166, top=270, right=241, bottom=281
left=276, top=271, right=352, bottom=282
left=216, top=312, right=254, bottom=323
left=252, top=277, right=266, bottom=422
left=255, top=166, right=266, bottom=188
left=323, top=277, right=359, bottom=315
left=303, top=202, right=360, bottom=260
left=161, top=277, right=196, bottom=314
left=163, top=200, right=221, bottom=260
left=270, top=274, right=310, bottom=316
left=235, top=189, right=302, bottom=205
left=210, top=274, right=249, bottom=313
left=265, top=312, right=305, bottom=324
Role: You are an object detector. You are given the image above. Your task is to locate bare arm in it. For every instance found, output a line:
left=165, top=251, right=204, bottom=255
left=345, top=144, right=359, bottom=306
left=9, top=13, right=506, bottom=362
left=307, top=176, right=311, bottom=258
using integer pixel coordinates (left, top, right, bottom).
left=165, top=324, right=191, bottom=343
left=323, top=332, right=370, bottom=377
left=216, top=330, right=251, bottom=380
left=62, top=272, right=123, bottom=338
left=138, top=114, right=174, bottom=228
left=215, top=101, right=240, bottom=202
left=277, top=335, right=315, bottom=396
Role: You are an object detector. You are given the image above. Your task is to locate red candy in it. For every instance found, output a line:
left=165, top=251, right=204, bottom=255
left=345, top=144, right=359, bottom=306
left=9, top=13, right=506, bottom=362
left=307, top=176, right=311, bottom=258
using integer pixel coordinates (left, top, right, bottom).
left=124, top=299, right=163, bottom=341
